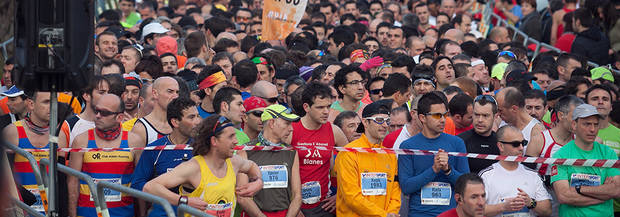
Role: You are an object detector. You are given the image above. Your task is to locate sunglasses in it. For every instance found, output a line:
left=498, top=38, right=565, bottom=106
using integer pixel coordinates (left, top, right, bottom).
left=94, top=108, right=121, bottom=117
left=369, top=89, right=382, bottom=95
left=247, top=110, right=263, bottom=117
left=212, top=116, right=234, bottom=135
left=474, top=95, right=498, bottom=106
left=259, top=96, right=278, bottom=104
left=346, top=79, right=366, bottom=86
left=365, top=116, right=390, bottom=125
left=425, top=112, right=448, bottom=120
left=500, top=140, right=528, bottom=147
left=498, top=51, right=516, bottom=59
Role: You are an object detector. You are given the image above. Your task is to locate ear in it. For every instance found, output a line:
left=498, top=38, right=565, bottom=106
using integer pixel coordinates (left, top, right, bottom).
left=82, top=92, right=91, bottom=104
left=418, top=113, right=426, bottom=124
left=338, top=85, right=346, bottom=95
left=171, top=118, right=180, bottom=128
left=497, top=141, right=504, bottom=152
left=221, top=101, right=230, bottom=114
left=303, top=102, right=311, bottom=113
left=116, top=113, right=125, bottom=123
left=454, top=193, right=462, bottom=203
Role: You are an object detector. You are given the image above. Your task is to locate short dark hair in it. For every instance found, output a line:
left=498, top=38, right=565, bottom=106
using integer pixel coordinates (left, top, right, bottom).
left=204, top=16, right=234, bottom=37
left=449, top=93, right=473, bottom=116
left=585, top=84, right=614, bottom=103
left=366, top=76, right=386, bottom=91
left=554, top=95, right=584, bottom=114
left=333, top=65, right=369, bottom=98
left=320, top=2, right=337, bottom=12
left=328, top=26, right=356, bottom=47
left=524, top=89, right=547, bottom=106
left=184, top=31, right=207, bottom=58
left=455, top=173, right=484, bottom=195
left=566, top=76, right=592, bottom=97
left=474, top=94, right=498, bottom=114
left=302, top=82, right=333, bottom=108
left=195, top=65, right=225, bottom=99
left=98, top=10, right=121, bottom=22
left=392, top=106, right=412, bottom=122
left=135, top=55, right=164, bottom=79
left=392, top=54, right=416, bottom=73
left=101, top=59, right=125, bottom=74
left=556, top=53, right=580, bottom=68
left=232, top=59, right=258, bottom=88
left=83, top=75, right=110, bottom=98
left=167, top=97, right=197, bottom=127
left=96, top=31, right=117, bottom=46
left=418, top=92, right=448, bottom=115
left=212, top=87, right=242, bottom=114
left=382, top=73, right=411, bottom=97
left=103, top=74, right=126, bottom=97
left=573, top=8, right=594, bottom=28
left=502, top=87, right=525, bottom=108
left=334, top=111, right=359, bottom=129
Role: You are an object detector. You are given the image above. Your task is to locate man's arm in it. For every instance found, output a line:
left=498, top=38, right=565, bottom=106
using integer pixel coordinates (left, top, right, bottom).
left=533, top=199, right=552, bottom=217
left=525, top=129, right=544, bottom=158
left=285, top=154, right=302, bottom=217
left=550, top=11, right=562, bottom=45
left=128, top=132, right=146, bottom=165
left=235, top=172, right=267, bottom=217
left=335, top=152, right=388, bottom=216
left=67, top=134, right=87, bottom=217
left=484, top=197, right=525, bottom=217
left=579, top=175, right=620, bottom=201
left=231, top=155, right=263, bottom=197
left=552, top=180, right=605, bottom=206
left=398, top=154, right=438, bottom=194
left=143, top=159, right=208, bottom=208
left=386, top=156, right=401, bottom=215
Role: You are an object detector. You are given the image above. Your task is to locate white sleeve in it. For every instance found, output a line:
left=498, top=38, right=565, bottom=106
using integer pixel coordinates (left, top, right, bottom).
left=534, top=174, right=551, bottom=201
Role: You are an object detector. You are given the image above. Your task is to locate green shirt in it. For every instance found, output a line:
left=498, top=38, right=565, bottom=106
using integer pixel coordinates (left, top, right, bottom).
left=330, top=100, right=364, bottom=112
left=235, top=128, right=250, bottom=145
left=550, top=140, right=620, bottom=217
left=597, top=124, right=620, bottom=212
left=121, top=12, right=141, bottom=28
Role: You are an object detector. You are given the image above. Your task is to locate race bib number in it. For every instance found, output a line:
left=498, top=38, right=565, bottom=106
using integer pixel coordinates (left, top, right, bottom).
left=301, top=181, right=321, bottom=204
left=260, top=165, right=288, bottom=189
left=361, top=172, right=387, bottom=196
left=26, top=187, right=45, bottom=212
left=570, top=173, right=601, bottom=187
left=205, top=202, right=233, bottom=217
left=91, top=178, right=122, bottom=202
left=420, top=182, right=451, bottom=205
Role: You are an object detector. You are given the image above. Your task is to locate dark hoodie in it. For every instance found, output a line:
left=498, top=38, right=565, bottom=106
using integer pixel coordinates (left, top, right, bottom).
left=571, top=26, right=611, bottom=65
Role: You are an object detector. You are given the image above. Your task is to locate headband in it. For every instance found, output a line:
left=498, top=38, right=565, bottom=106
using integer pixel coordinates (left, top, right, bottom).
left=414, top=78, right=436, bottom=88
left=198, top=71, right=226, bottom=90
left=471, top=59, right=485, bottom=66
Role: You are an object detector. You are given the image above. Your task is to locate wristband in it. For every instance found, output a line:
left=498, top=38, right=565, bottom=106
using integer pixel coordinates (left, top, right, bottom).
left=527, top=198, right=537, bottom=209
left=575, top=185, right=585, bottom=196
left=178, top=196, right=188, bottom=205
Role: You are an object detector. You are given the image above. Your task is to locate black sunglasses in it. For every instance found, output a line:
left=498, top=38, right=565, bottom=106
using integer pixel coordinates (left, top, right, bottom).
left=94, top=108, right=121, bottom=117
left=260, top=96, right=278, bottom=104
left=247, top=110, right=263, bottom=117
left=499, top=140, right=528, bottom=147
left=370, top=89, right=382, bottom=95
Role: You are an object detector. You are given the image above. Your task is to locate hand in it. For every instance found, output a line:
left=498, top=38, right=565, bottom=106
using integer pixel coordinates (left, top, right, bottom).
left=516, top=188, right=531, bottom=205
left=360, top=56, right=384, bottom=72
left=387, top=213, right=400, bottom=217
left=432, top=153, right=442, bottom=173
left=437, top=149, right=450, bottom=171
left=236, top=179, right=263, bottom=197
left=321, top=195, right=337, bottom=213
left=187, top=197, right=209, bottom=210
left=502, top=197, right=526, bottom=212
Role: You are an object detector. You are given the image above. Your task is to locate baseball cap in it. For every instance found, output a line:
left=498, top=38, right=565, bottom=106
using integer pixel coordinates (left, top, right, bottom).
left=244, top=96, right=267, bottom=112
left=504, top=69, right=537, bottom=84
left=491, top=62, right=508, bottom=80
left=572, top=104, right=603, bottom=120
left=142, top=23, right=169, bottom=39
left=1, top=86, right=24, bottom=97
left=261, top=104, right=300, bottom=122
left=156, top=36, right=178, bottom=56
left=591, top=67, right=614, bottom=82
left=357, top=101, right=392, bottom=133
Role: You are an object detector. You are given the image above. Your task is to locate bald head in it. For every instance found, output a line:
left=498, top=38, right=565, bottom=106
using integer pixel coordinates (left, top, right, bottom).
left=251, top=80, right=278, bottom=99
left=97, top=94, right=124, bottom=113
left=497, top=87, right=524, bottom=108
left=489, top=27, right=509, bottom=44
left=153, top=76, right=178, bottom=91
left=444, top=29, right=464, bottom=43
left=216, top=32, right=238, bottom=42
left=496, top=125, right=522, bottom=142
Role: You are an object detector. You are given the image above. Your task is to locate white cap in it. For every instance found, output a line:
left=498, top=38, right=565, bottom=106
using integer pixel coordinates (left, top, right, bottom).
left=471, top=59, right=485, bottom=67
left=142, top=23, right=169, bottom=39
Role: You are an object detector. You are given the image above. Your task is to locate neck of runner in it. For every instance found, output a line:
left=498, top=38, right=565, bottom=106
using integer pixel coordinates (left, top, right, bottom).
left=551, top=126, right=572, bottom=144
left=598, top=116, right=610, bottom=129
left=301, top=116, right=322, bottom=130
left=261, top=130, right=283, bottom=145
left=95, top=124, right=122, bottom=141
left=574, top=136, right=594, bottom=151
left=421, top=125, right=441, bottom=139
left=341, top=96, right=360, bottom=111
left=82, top=102, right=97, bottom=121
left=201, top=99, right=214, bottom=113
left=168, top=130, right=189, bottom=145
left=25, top=115, right=49, bottom=135
left=499, top=159, right=519, bottom=171
left=513, top=112, right=532, bottom=130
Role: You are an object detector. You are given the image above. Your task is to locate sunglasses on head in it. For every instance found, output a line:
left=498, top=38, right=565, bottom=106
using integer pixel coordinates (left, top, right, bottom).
left=94, top=108, right=121, bottom=117
left=474, top=95, right=498, bottom=106
left=370, top=89, right=382, bottom=95
left=498, top=51, right=516, bottom=59
left=247, top=110, right=263, bottom=117
left=212, top=116, right=234, bottom=135
left=425, top=112, right=448, bottom=120
left=500, top=140, right=528, bottom=147
left=365, top=116, right=390, bottom=125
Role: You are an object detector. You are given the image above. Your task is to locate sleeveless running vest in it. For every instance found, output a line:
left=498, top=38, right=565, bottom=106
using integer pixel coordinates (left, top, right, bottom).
left=13, top=121, right=49, bottom=214
left=78, top=129, right=134, bottom=217
left=538, top=130, right=565, bottom=176
left=182, top=155, right=237, bottom=217
left=137, top=118, right=168, bottom=145
left=290, top=121, right=335, bottom=209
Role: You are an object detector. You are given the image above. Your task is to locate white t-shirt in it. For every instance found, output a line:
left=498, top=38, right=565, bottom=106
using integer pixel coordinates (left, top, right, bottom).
left=479, top=162, right=551, bottom=217
left=69, top=117, right=94, bottom=146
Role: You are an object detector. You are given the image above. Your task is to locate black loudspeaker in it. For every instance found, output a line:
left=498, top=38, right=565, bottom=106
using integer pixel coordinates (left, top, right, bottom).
left=14, top=0, right=94, bottom=92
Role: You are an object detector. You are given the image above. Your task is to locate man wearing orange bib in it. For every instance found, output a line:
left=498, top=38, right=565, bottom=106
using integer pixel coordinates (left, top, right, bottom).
left=144, top=114, right=263, bottom=217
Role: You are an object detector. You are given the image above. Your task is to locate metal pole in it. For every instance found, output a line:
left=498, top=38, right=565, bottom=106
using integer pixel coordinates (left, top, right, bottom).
left=48, top=91, right=58, bottom=217
left=12, top=197, right=47, bottom=217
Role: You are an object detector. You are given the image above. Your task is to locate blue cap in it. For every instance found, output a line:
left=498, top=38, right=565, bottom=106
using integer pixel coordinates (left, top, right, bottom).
left=1, top=86, right=24, bottom=97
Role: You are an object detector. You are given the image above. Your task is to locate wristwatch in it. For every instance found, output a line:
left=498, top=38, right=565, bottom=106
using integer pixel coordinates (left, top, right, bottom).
left=575, top=185, right=585, bottom=196
left=178, top=196, right=189, bottom=205
left=527, top=198, right=537, bottom=209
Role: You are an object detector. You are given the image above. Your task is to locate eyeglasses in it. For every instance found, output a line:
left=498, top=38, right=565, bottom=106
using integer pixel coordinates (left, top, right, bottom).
left=500, top=140, right=528, bottom=147
left=212, top=116, right=234, bottom=135
left=236, top=16, right=251, bottom=22
left=425, top=112, right=448, bottom=119
left=474, top=95, right=498, bottom=106
left=94, top=108, right=121, bottom=117
left=365, top=116, right=390, bottom=125
left=259, top=96, right=278, bottom=104
left=498, top=51, right=516, bottom=59
left=369, top=89, right=382, bottom=95
left=247, top=110, right=263, bottom=117
left=345, top=79, right=366, bottom=86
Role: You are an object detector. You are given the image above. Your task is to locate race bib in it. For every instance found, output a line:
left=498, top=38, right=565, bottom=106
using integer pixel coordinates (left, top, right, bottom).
left=260, top=165, right=288, bottom=189
left=361, top=172, right=387, bottom=196
left=91, top=178, right=122, bottom=202
left=570, top=173, right=601, bottom=187
left=301, top=181, right=322, bottom=204
left=26, top=187, right=45, bottom=212
left=420, top=182, right=451, bottom=205
left=500, top=198, right=529, bottom=217
left=205, top=202, right=233, bottom=217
